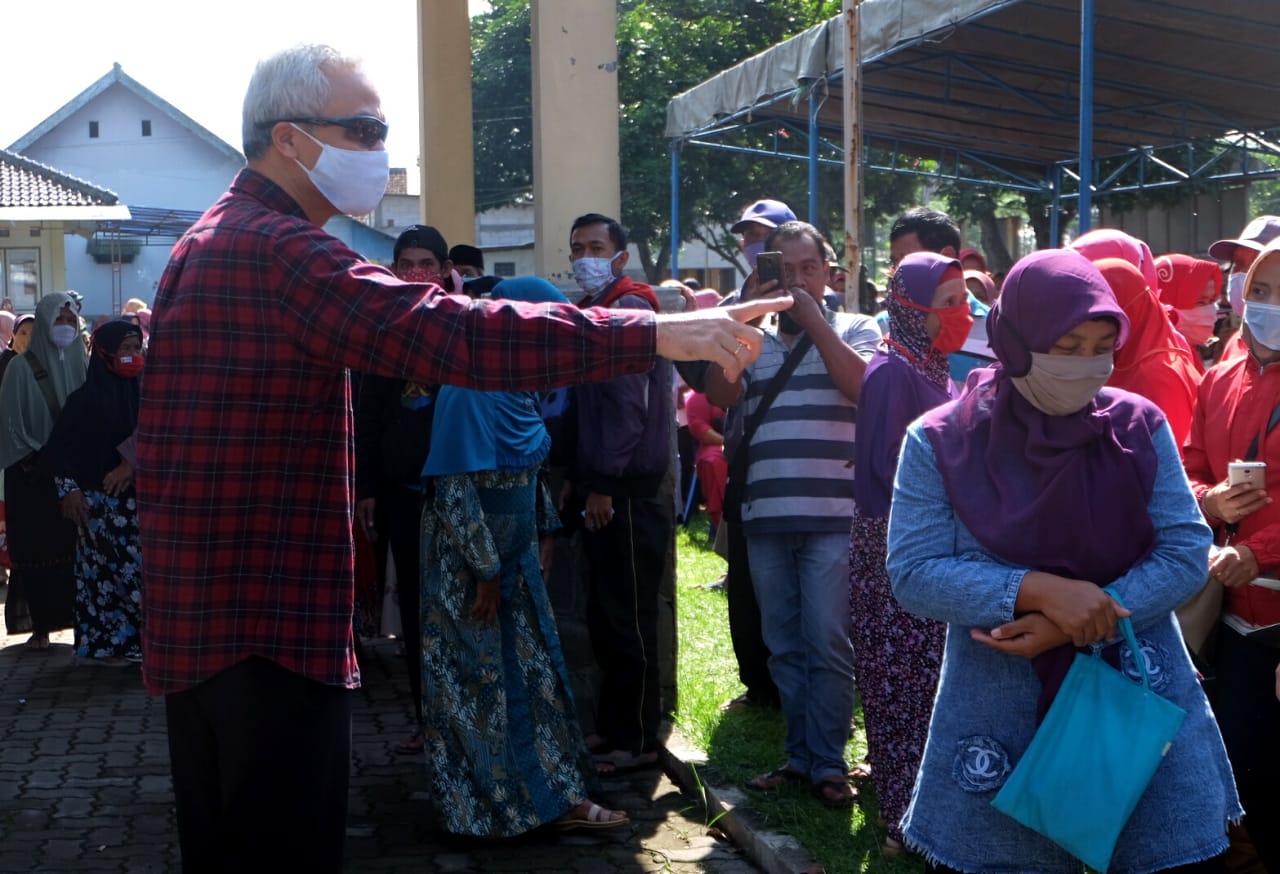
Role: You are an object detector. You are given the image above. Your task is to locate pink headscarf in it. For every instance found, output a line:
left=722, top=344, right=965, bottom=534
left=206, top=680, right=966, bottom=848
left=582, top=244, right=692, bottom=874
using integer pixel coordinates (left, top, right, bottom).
left=1069, top=228, right=1159, bottom=295
left=0, top=311, right=14, bottom=347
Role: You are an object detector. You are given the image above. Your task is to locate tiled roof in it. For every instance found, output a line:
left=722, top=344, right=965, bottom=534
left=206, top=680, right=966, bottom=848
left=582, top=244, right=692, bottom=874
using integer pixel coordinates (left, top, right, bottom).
left=0, top=147, right=119, bottom=208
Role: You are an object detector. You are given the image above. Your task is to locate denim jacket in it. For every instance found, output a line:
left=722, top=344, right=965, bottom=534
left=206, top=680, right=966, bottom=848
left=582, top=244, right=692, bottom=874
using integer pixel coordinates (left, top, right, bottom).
left=886, top=421, right=1240, bottom=874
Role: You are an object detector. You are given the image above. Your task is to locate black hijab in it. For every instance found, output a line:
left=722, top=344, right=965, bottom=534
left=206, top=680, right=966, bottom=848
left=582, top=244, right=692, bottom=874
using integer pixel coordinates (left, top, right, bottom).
left=44, top=319, right=143, bottom=491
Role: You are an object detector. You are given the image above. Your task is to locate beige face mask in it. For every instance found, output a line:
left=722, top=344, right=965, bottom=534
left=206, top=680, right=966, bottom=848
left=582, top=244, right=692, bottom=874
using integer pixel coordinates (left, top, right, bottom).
left=1010, top=351, right=1114, bottom=416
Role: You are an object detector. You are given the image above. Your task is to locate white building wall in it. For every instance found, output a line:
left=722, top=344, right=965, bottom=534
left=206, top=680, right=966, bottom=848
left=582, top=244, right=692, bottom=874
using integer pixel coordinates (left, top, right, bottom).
left=20, top=84, right=244, bottom=317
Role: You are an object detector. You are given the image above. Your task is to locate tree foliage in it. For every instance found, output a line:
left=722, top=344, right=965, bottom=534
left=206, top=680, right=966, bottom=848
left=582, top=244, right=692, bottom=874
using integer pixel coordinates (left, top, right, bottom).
left=471, top=1, right=910, bottom=281
left=470, top=2, right=1244, bottom=282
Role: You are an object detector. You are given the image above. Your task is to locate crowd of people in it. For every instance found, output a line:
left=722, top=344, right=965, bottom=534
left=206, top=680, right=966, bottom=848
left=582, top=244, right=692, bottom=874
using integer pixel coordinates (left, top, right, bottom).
left=2, top=40, right=1279, bottom=874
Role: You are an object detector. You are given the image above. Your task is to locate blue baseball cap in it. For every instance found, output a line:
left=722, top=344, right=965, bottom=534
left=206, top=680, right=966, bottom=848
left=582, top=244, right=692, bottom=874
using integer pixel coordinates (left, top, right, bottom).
left=731, top=199, right=797, bottom=234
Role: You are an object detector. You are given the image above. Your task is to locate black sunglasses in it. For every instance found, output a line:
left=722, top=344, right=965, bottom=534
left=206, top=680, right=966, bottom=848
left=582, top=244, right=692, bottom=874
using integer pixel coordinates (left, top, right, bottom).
left=270, top=115, right=388, bottom=148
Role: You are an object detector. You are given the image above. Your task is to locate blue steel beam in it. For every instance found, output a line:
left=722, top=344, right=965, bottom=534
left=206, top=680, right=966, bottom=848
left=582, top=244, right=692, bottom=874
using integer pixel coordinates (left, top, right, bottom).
left=1078, top=0, right=1095, bottom=232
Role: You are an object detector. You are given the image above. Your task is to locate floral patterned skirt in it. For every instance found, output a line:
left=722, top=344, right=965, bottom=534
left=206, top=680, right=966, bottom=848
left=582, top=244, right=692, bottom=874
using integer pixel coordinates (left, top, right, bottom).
left=849, top=511, right=944, bottom=842
left=72, top=489, right=142, bottom=661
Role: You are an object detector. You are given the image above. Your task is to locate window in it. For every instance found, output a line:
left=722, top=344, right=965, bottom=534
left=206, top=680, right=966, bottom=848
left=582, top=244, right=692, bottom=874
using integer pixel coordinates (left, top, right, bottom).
left=494, top=261, right=516, bottom=277
left=2, top=249, right=41, bottom=303
left=141, top=120, right=152, bottom=137
left=89, top=121, right=99, bottom=138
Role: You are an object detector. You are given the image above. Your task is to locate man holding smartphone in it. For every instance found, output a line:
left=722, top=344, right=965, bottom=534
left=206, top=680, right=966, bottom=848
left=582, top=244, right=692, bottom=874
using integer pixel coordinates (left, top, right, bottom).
left=706, top=221, right=881, bottom=808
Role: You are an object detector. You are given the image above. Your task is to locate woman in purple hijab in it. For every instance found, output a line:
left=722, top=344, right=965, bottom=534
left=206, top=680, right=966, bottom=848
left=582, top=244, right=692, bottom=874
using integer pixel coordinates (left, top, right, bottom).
left=884, top=248, right=1239, bottom=873
left=848, top=251, right=969, bottom=856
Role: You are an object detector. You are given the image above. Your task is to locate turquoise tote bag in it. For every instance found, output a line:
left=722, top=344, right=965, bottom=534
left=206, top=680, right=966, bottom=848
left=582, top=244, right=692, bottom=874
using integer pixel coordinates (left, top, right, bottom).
left=991, top=604, right=1187, bottom=872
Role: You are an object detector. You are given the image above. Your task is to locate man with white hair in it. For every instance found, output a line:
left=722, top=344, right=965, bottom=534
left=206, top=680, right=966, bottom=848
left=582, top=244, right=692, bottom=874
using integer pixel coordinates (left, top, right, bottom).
left=136, top=43, right=787, bottom=872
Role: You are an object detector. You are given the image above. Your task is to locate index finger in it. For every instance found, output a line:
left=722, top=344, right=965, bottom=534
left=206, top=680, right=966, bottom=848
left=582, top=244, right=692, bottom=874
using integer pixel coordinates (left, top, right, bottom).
left=723, top=295, right=793, bottom=326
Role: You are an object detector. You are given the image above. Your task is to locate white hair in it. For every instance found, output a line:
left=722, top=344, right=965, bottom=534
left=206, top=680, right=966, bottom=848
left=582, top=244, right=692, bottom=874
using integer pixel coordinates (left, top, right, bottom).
left=241, top=44, right=362, bottom=160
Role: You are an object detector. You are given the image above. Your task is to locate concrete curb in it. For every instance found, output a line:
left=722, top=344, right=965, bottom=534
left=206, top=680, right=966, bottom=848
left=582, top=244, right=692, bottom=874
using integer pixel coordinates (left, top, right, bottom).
left=661, top=726, right=819, bottom=874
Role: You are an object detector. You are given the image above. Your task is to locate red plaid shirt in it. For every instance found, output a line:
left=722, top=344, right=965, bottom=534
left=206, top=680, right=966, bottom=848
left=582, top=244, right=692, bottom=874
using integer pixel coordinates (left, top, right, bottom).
left=137, top=169, right=656, bottom=694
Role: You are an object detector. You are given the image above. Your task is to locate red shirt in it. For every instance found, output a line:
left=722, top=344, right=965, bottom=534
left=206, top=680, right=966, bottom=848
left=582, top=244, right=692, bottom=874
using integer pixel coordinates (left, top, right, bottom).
left=137, top=169, right=656, bottom=694
left=684, top=390, right=726, bottom=466
left=1184, top=350, right=1280, bottom=625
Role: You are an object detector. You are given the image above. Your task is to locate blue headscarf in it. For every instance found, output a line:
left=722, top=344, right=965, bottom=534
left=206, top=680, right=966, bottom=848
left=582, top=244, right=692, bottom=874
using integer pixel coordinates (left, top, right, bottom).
left=420, top=278, right=567, bottom=476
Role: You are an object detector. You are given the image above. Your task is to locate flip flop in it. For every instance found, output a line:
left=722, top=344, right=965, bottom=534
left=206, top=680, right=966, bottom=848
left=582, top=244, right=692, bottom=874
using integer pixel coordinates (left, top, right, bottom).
left=553, top=801, right=630, bottom=832
left=812, top=776, right=858, bottom=809
left=748, top=766, right=807, bottom=791
left=394, top=730, right=424, bottom=755
left=593, top=749, right=659, bottom=772
left=847, top=762, right=872, bottom=781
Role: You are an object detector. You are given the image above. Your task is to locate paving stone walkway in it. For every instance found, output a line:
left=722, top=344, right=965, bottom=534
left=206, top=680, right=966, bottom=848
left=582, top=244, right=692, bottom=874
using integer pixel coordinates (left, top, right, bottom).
left=0, top=625, right=761, bottom=873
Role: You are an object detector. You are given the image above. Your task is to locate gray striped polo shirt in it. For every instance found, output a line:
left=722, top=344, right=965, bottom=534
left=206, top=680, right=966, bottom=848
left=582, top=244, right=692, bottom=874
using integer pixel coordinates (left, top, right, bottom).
left=739, top=311, right=882, bottom=535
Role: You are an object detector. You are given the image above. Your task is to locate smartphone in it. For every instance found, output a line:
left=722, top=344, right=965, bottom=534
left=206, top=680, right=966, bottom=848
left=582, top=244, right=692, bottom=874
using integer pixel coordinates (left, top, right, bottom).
left=1228, top=461, right=1267, bottom=489
left=756, top=251, right=784, bottom=290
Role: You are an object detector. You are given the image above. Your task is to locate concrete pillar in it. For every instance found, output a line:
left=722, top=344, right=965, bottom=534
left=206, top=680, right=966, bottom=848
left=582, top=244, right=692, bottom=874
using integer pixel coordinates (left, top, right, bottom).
left=417, top=0, right=476, bottom=250
left=531, top=1, right=621, bottom=281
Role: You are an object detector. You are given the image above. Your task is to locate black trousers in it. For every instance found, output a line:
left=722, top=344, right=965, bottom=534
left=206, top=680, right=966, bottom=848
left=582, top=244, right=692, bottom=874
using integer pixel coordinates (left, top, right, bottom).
left=1213, top=626, right=1280, bottom=871
left=164, top=657, right=351, bottom=874
left=4, top=462, right=75, bottom=634
left=726, top=521, right=779, bottom=706
left=584, top=494, right=672, bottom=753
left=383, top=485, right=424, bottom=725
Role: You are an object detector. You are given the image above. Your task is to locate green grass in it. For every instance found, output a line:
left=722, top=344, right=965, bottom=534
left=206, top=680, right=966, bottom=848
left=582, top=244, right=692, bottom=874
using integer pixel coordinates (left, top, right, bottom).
left=674, top=512, right=926, bottom=874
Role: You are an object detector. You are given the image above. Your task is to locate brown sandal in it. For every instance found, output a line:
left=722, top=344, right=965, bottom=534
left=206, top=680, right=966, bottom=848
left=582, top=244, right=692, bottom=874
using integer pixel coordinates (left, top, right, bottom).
left=748, top=767, right=806, bottom=791
left=812, top=776, right=857, bottom=809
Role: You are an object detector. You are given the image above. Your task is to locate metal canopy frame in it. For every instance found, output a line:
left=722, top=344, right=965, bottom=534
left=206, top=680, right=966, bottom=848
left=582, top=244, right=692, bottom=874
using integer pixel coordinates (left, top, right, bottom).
left=665, top=0, right=1280, bottom=272
left=93, top=205, right=204, bottom=246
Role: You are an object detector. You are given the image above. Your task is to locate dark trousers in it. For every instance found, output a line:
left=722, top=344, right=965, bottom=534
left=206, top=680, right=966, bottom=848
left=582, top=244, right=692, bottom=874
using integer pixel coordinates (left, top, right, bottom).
left=1214, top=626, right=1280, bottom=871
left=383, top=485, right=424, bottom=725
left=726, top=521, right=779, bottom=706
left=4, top=462, right=75, bottom=634
left=164, top=657, right=351, bottom=874
left=584, top=494, right=671, bottom=753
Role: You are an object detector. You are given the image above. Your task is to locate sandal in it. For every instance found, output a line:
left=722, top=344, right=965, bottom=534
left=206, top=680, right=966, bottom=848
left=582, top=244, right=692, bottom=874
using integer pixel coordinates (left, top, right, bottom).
left=812, top=776, right=857, bottom=809
left=720, top=693, right=754, bottom=713
left=593, top=749, right=659, bottom=772
left=394, top=729, right=424, bottom=755
left=24, top=633, right=50, bottom=651
left=748, top=766, right=807, bottom=791
left=553, top=800, right=629, bottom=832
left=847, top=762, right=872, bottom=781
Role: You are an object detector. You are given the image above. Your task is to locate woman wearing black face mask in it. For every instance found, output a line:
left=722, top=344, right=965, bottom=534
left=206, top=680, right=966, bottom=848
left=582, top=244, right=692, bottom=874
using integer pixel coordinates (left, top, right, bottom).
left=43, top=318, right=145, bottom=665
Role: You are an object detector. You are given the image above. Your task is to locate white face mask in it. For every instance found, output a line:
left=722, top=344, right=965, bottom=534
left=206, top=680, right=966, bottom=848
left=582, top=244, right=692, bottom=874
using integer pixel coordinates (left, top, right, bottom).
left=1010, top=351, right=1114, bottom=416
left=292, top=125, right=390, bottom=216
left=1174, top=303, right=1219, bottom=346
left=1244, top=301, right=1280, bottom=352
left=571, top=252, right=622, bottom=296
left=1228, top=271, right=1248, bottom=317
left=49, top=324, right=78, bottom=350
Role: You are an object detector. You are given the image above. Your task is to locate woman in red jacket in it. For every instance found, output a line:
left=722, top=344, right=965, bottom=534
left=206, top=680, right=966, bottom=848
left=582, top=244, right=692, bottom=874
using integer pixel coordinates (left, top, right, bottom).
left=1095, top=258, right=1202, bottom=447
left=1184, top=237, right=1280, bottom=871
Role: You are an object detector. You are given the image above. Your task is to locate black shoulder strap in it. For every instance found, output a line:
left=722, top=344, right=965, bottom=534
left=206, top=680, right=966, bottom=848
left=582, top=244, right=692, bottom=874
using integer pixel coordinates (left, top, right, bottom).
left=1244, top=401, right=1280, bottom=461
left=23, top=350, right=62, bottom=419
left=738, top=334, right=814, bottom=450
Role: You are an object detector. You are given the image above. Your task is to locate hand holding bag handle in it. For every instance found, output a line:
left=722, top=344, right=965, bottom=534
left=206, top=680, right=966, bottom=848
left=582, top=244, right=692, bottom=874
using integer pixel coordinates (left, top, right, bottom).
left=991, top=593, right=1187, bottom=872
